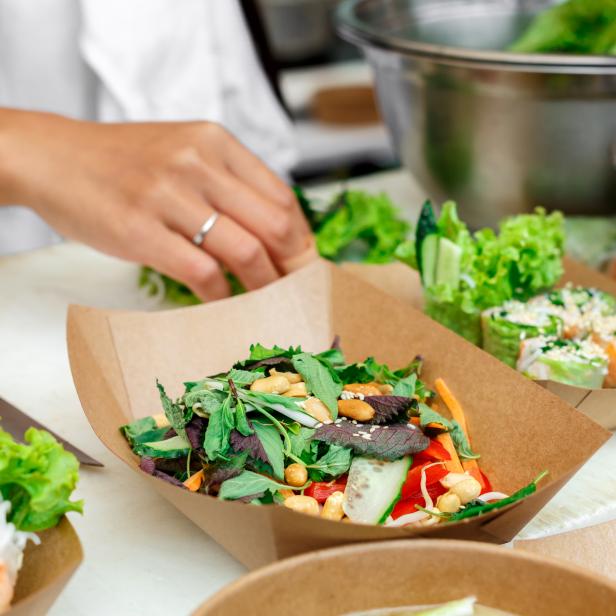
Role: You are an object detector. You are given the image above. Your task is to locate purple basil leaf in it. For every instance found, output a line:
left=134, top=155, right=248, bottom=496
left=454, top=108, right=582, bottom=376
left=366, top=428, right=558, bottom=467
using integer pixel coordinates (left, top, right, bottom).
left=364, top=396, right=415, bottom=425
left=164, top=428, right=177, bottom=439
left=314, top=417, right=429, bottom=461
left=243, top=357, right=295, bottom=372
left=236, top=492, right=265, bottom=503
left=230, top=429, right=268, bottom=464
left=139, top=456, right=185, bottom=488
left=185, top=416, right=206, bottom=449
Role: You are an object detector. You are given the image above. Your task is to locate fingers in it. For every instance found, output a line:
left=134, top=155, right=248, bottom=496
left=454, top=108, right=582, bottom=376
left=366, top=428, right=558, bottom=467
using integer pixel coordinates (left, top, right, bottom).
left=160, top=189, right=281, bottom=291
left=195, top=167, right=313, bottom=265
left=218, top=128, right=298, bottom=209
left=137, top=221, right=230, bottom=302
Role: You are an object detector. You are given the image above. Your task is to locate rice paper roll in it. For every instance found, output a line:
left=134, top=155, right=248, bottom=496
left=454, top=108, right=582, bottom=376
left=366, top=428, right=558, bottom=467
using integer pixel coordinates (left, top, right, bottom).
left=517, top=336, right=609, bottom=389
left=481, top=301, right=562, bottom=368
left=590, top=315, right=616, bottom=388
left=530, top=286, right=616, bottom=338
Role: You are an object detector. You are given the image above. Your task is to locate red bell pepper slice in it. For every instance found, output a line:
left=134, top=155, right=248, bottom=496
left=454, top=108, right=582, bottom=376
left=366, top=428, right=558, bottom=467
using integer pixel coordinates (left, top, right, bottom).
left=304, top=477, right=347, bottom=503
left=413, top=439, right=451, bottom=465
left=400, top=462, right=448, bottom=501
left=392, top=483, right=447, bottom=520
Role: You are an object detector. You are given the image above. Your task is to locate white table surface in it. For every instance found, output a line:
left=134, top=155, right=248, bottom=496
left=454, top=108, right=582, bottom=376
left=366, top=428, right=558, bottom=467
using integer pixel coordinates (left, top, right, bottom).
left=1, top=170, right=615, bottom=616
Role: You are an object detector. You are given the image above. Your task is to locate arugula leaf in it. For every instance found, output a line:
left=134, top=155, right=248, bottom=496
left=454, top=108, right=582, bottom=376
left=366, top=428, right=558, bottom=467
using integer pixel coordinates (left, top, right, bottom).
left=448, top=472, right=548, bottom=521
left=309, top=444, right=352, bottom=477
left=218, top=470, right=306, bottom=501
left=252, top=422, right=285, bottom=480
left=156, top=380, right=189, bottom=442
left=204, top=393, right=235, bottom=461
left=314, top=418, right=429, bottom=461
left=292, top=352, right=342, bottom=417
left=364, top=396, right=415, bottom=424
left=0, top=428, right=83, bottom=532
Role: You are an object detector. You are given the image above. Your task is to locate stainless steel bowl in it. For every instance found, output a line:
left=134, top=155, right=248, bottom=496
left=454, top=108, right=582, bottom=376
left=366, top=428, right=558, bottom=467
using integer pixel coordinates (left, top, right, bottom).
left=337, top=0, right=616, bottom=227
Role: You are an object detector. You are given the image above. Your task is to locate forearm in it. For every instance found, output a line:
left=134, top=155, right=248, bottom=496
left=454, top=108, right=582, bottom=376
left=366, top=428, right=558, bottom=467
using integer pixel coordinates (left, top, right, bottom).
left=0, top=108, right=73, bottom=208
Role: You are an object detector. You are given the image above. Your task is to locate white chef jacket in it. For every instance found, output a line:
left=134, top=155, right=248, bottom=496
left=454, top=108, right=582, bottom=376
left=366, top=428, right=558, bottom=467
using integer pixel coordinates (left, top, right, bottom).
left=0, top=0, right=297, bottom=254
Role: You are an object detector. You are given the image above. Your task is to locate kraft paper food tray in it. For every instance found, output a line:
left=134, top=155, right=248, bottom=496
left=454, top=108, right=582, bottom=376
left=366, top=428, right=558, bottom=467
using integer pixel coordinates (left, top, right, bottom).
left=67, top=259, right=609, bottom=570
left=9, top=517, right=82, bottom=616
left=343, top=257, right=616, bottom=430
left=515, top=518, right=616, bottom=583
left=194, top=540, right=616, bottom=616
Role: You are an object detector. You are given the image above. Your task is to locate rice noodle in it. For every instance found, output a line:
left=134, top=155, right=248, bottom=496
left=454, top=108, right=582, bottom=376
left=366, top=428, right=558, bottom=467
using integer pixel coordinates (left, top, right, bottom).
left=385, top=510, right=429, bottom=527
left=478, top=491, right=509, bottom=502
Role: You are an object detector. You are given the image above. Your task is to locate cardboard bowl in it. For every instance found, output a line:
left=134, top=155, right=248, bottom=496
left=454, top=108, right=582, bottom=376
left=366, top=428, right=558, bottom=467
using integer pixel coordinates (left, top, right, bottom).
left=9, top=517, right=82, bottom=616
left=343, top=257, right=616, bottom=431
left=67, top=260, right=609, bottom=569
left=193, top=539, right=616, bottom=616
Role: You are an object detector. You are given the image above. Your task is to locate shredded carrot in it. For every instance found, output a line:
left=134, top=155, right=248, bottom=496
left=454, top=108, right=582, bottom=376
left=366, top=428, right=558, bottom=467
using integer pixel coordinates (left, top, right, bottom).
left=279, top=489, right=294, bottom=500
left=183, top=469, right=204, bottom=492
left=435, top=378, right=485, bottom=487
left=435, top=433, right=463, bottom=473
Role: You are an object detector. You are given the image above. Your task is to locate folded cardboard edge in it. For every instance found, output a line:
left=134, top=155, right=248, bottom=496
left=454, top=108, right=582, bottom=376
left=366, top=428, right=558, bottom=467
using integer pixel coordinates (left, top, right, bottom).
left=343, top=258, right=616, bottom=428
left=10, top=517, right=83, bottom=616
left=66, top=260, right=610, bottom=568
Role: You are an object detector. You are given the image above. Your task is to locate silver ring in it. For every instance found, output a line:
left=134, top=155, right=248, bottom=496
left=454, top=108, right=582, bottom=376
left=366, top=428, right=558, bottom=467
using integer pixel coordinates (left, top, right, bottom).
left=192, top=212, right=219, bottom=246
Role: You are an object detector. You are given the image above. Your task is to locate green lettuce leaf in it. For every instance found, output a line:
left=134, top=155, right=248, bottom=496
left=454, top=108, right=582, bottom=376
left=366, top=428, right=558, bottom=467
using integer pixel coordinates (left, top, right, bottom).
left=0, top=428, right=83, bottom=531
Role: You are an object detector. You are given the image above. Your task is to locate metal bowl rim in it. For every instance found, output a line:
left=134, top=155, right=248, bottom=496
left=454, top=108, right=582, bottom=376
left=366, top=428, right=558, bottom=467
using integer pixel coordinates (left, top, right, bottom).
left=336, top=0, right=616, bottom=71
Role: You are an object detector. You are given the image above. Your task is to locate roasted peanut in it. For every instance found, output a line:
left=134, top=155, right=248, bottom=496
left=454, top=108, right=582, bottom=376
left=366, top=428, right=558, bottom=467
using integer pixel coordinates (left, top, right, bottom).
left=449, top=477, right=482, bottom=504
left=302, top=397, right=332, bottom=424
left=343, top=383, right=382, bottom=397
left=270, top=368, right=302, bottom=384
left=321, top=491, right=345, bottom=521
left=152, top=413, right=170, bottom=428
left=284, top=463, right=308, bottom=487
left=376, top=383, right=394, bottom=395
left=338, top=398, right=375, bottom=422
left=436, top=492, right=461, bottom=513
left=283, top=495, right=320, bottom=516
left=282, top=382, right=308, bottom=398
left=440, top=472, right=470, bottom=490
left=250, top=375, right=290, bottom=395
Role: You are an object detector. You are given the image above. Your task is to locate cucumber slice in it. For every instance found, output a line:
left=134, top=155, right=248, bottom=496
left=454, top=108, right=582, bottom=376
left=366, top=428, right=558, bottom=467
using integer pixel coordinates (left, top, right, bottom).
left=421, top=235, right=439, bottom=288
left=343, top=456, right=412, bottom=525
left=435, top=237, right=462, bottom=287
left=134, top=435, right=191, bottom=459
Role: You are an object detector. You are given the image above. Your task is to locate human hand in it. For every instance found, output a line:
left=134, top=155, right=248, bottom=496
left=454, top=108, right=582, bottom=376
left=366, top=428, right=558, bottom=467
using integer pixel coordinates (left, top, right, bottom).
left=0, top=110, right=316, bottom=300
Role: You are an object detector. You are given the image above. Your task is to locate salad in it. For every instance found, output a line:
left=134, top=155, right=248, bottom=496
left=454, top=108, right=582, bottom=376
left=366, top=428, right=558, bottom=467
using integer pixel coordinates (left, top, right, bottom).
left=398, top=200, right=616, bottom=389
left=121, top=343, right=544, bottom=527
left=139, top=188, right=410, bottom=306
left=0, top=428, right=82, bottom=613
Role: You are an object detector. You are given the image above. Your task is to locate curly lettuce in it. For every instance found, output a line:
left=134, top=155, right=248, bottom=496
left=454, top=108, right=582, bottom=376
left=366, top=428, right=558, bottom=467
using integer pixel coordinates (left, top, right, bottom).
left=398, top=202, right=565, bottom=345
left=0, top=428, right=83, bottom=531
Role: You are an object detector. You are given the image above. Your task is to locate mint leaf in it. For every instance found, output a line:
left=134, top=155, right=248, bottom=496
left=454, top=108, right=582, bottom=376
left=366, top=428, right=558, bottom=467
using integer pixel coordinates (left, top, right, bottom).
left=415, top=403, right=479, bottom=460
left=392, top=374, right=417, bottom=397
left=310, top=444, right=352, bottom=476
left=292, top=352, right=342, bottom=417
left=314, top=418, right=429, bottom=461
left=364, top=396, right=415, bottom=424
left=252, top=421, right=285, bottom=480
left=218, top=470, right=305, bottom=501
left=234, top=398, right=253, bottom=436
left=183, top=388, right=225, bottom=413
left=156, top=380, right=189, bottom=442
left=225, top=368, right=265, bottom=386
left=204, top=394, right=234, bottom=460
left=289, top=427, right=316, bottom=457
